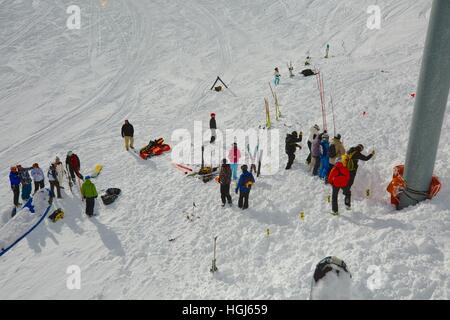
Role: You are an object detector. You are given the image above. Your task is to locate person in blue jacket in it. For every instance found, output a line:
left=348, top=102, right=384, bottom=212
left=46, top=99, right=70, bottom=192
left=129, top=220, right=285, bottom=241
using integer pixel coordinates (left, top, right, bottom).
left=319, top=133, right=331, bottom=181
left=235, top=165, right=255, bottom=210
left=9, top=166, right=21, bottom=207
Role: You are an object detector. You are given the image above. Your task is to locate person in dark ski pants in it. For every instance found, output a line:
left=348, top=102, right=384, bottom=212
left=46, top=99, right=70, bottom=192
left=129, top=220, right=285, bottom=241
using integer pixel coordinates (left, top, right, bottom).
left=310, top=133, right=322, bottom=176
left=235, top=165, right=255, bottom=210
left=121, top=119, right=134, bottom=151
left=9, top=166, right=21, bottom=207
left=319, top=133, right=331, bottom=180
left=31, top=163, right=45, bottom=194
left=218, top=159, right=232, bottom=207
left=16, top=165, right=33, bottom=201
left=81, top=176, right=98, bottom=217
left=328, top=160, right=350, bottom=214
left=210, top=113, right=217, bottom=143
left=343, top=144, right=375, bottom=209
left=285, top=131, right=302, bottom=170
left=307, top=124, right=320, bottom=164
left=65, top=151, right=83, bottom=183
left=48, top=163, right=62, bottom=199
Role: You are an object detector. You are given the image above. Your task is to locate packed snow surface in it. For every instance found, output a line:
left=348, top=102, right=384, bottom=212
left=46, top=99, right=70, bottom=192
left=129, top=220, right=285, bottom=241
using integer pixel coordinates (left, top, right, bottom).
left=0, top=0, right=449, bottom=299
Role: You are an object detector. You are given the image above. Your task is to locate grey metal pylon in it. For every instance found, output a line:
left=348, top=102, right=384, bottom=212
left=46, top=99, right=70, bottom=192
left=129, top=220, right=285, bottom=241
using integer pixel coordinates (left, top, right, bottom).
left=398, top=0, right=450, bottom=209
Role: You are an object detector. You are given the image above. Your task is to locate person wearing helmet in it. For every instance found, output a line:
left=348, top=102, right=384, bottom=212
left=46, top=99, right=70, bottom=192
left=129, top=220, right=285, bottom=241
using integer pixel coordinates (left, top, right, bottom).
left=328, top=158, right=351, bottom=215
left=285, top=131, right=303, bottom=170
left=209, top=113, right=217, bottom=144
left=121, top=119, right=134, bottom=151
left=31, top=163, right=45, bottom=194
left=65, top=151, right=83, bottom=183
left=235, top=164, right=255, bottom=210
left=9, top=166, right=21, bottom=207
left=81, top=176, right=98, bottom=217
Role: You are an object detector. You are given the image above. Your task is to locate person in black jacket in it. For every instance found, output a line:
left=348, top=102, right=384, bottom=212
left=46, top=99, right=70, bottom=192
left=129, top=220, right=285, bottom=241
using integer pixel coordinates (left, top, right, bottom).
left=121, top=120, right=134, bottom=151
left=285, top=131, right=303, bottom=170
left=218, top=159, right=232, bottom=207
left=343, top=144, right=375, bottom=209
left=210, top=113, right=217, bottom=143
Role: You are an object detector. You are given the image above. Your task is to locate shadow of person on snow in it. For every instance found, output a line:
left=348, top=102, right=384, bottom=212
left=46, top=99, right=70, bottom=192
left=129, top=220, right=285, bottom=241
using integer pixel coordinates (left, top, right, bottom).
left=89, top=218, right=126, bottom=257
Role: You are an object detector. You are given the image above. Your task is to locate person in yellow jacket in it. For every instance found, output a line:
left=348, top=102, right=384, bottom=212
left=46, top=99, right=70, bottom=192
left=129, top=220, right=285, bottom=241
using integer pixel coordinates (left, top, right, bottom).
left=81, top=176, right=98, bottom=217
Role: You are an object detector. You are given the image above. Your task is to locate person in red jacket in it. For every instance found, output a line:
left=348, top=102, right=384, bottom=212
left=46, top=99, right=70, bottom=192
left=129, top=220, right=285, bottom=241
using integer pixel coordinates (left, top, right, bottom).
left=65, top=151, right=83, bottom=183
left=328, top=160, right=350, bottom=215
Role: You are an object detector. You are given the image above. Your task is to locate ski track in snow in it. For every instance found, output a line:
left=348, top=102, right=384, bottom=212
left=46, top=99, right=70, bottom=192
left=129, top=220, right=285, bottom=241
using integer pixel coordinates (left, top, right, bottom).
left=1, top=0, right=450, bottom=300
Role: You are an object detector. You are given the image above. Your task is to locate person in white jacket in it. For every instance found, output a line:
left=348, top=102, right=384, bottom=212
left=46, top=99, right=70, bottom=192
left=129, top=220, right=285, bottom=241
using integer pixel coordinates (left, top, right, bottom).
left=54, top=156, right=66, bottom=189
left=306, top=124, right=320, bottom=165
left=31, top=163, right=45, bottom=194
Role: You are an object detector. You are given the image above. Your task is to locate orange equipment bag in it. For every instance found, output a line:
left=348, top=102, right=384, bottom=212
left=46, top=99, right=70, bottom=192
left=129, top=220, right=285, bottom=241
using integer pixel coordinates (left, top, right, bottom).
left=387, top=165, right=441, bottom=207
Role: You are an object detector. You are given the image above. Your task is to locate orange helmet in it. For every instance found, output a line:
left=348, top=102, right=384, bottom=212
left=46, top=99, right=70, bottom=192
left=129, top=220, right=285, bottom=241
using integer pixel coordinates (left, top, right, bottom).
left=10, top=166, right=17, bottom=172
left=32, top=163, right=39, bottom=168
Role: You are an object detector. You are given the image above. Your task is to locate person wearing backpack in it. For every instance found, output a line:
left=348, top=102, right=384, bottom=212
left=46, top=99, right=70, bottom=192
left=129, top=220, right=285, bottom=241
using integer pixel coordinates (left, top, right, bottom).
left=319, top=133, right=331, bottom=180
left=235, top=165, right=255, bottom=210
left=81, top=176, right=98, bottom=217
left=48, top=163, right=62, bottom=199
left=328, top=160, right=351, bottom=215
left=218, top=159, right=232, bottom=207
left=285, top=131, right=302, bottom=170
left=306, top=124, right=320, bottom=165
left=342, top=144, right=375, bottom=209
left=328, top=134, right=346, bottom=172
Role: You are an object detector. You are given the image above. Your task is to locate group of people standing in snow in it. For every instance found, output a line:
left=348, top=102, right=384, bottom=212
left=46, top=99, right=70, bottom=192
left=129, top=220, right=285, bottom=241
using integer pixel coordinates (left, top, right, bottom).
left=8, top=151, right=99, bottom=217
left=300, top=124, right=375, bottom=214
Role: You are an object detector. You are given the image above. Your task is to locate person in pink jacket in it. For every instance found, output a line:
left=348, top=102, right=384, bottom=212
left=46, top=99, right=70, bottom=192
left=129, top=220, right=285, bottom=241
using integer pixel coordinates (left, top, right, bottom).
left=228, top=143, right=241, bottom=180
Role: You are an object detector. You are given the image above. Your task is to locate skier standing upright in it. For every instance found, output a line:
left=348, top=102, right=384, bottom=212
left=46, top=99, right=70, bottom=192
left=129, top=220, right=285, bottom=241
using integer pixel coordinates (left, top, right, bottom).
left=121, top=120, right=134, bottom=151
left=54, top=156, right=66, bottom=188
left=319, top=133, right=331, bottom=181
left=9, top=166, right=21, bottom=207
left=274, top=67, right=281, bottom=86
left=81, top=176, right=98, bottom=217
left=235, top=165, right=255, bottom=210
left=218, top=159, right=232, bottom=207
left=228, top=143, right=241, bottom=180
left=16, top=165, right=33, bottom=201
left=65, top=151, right=83, bottom=183
left=328, top=159, right=350, bottom=215
left=210, top=113, right=217, bottom=144
left=48, top=163, right=62, bottom=199
left=328, top=134, right=346, bottom=173
left=31, top=163, right=45, bottom=194
left=306, top=124, right=320, bottom=165
left=285, top=131, right=302, bottom=170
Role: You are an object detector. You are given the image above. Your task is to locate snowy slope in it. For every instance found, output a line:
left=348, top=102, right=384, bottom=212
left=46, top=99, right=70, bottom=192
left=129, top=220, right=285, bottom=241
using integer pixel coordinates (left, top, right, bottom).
left=1, top=0, right=449, bottom=299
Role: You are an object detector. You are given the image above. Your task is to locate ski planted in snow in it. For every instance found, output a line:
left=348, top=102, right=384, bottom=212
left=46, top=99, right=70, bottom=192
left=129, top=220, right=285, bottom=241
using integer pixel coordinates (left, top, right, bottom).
left=210, top=236, right=218, bottom=273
